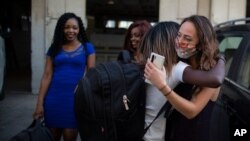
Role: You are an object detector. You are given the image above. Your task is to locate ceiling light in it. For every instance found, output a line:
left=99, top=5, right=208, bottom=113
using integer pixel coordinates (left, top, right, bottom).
left=107, top=0, right=115, bottom=5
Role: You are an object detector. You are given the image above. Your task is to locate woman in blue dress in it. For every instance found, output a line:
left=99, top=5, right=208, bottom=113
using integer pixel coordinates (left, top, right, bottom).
left=33, top=12, right=95, bottom=141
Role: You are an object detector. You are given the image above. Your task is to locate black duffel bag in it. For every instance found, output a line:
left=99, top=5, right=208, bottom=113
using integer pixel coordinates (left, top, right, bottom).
left=9, top=119, right=54, bottom=141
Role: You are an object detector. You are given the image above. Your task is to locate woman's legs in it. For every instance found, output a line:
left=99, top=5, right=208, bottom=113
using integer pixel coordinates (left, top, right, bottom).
left=63, top=128, right=78, bottom=141
left=50, top=128, right=78, bottom=141
left=50, top=128, right=63, bottom=141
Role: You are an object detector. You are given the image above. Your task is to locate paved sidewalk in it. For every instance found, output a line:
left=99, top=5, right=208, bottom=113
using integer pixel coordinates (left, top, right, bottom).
left=0, top=91, right=81, bottom=141
left=0, top=91, right=36, bottom=141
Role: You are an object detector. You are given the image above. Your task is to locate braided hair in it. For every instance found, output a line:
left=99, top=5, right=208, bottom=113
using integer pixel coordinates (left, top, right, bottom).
left=48, top=12, right=89, bottom=59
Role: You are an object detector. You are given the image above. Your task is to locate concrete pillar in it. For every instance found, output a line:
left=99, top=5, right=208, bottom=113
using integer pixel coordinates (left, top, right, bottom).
left=197, top=0, right=211, bottom=18
left=31, top=0, right=46, bottom=94
left=45, top=0, right=87, bottom=51
left=159, top=0, right=198, bottom=23
left=31, top=0, right=86, bottom=94
left=211, top=0, right=246, bottom=25
left=159, top=0, right=179, bottom=22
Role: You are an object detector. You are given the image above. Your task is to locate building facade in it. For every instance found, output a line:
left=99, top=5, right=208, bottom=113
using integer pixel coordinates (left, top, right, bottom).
left=31, top=0, right=247, bottom=93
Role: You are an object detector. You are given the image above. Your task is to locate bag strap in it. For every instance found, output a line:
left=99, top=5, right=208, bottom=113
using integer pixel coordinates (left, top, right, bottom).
left=29, top=118, right=44, bottom=128
left=117, top=50, right=131, bottom=63
left=82, top=42, right=88, bottom=66
left=143, top=102, right=168, bottom=134
left=83, top=42, right=88, bottom=55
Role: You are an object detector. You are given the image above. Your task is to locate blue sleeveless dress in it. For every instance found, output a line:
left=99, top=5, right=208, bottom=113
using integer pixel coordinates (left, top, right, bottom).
left=44, top=43, right=95, bottom=128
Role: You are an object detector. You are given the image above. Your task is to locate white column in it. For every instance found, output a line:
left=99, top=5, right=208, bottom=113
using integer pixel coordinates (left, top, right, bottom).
left=197, top=0, right=211, bottom=18
left=211, top=0, right=246, bottom=25
left=31, top=0, right=46, bottom=94
left=45, top=0, right=87, bottom=51
left=159, top=0, right=179, bottom=22
left=159, top=0, right=198, bottom=23
left=66, top=0, right=87, bottom=26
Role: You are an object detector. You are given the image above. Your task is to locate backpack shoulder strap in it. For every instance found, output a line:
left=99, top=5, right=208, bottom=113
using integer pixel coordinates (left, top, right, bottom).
left=82, top=43, right=88, bottom=58
left=82, top=43, right=89, bottom=69
left=143, top=102, right=168, bottom=134
left=117, top=50, right=131, bottom=63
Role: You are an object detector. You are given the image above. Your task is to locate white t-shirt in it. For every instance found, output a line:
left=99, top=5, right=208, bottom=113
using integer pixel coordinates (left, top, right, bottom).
left=143, top=61, right=189, bottom=141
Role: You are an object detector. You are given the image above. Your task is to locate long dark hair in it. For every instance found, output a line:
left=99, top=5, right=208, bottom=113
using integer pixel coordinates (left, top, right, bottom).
left=48, top=12, right=89, bottom=59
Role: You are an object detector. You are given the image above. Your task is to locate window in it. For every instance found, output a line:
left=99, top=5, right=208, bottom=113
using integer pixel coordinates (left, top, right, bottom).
left=118, top=21, right=133, bottom=28
left=105, top=20, right=156, bottom=29
left=106, top=20, right=116, bottom=28
left=218, top=36, right=243, bottom=75
left=236, top=48, right=250, bottom=88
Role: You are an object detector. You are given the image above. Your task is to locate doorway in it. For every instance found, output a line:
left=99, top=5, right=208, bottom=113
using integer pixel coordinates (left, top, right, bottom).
left=247, top=0, right=250, bottom=17
left=0, top=0, right=31, bottom=92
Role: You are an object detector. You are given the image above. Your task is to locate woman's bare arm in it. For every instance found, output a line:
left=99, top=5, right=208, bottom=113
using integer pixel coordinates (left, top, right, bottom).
left=144, top=60, right=221, bottom=119
left=33, top=56, right=53, bottom=118
left=161, top=85, right=220, bottom=119
left=183, top=57, right=225, bottom=88
left=86, top=53, right=96, bottom=70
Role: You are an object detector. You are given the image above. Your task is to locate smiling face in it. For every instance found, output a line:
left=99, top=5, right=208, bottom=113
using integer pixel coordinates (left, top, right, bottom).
left=175, top=21, right=199, bottom=59
left=178, top=21, right=199, bottom=48
left=130, top=27, right=142, bottom=49
left=64, top=18, right=80, bottom=42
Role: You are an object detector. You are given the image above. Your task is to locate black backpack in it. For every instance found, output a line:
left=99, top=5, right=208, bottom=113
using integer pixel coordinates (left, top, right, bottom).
left=74, top=50, right=146, bottom=141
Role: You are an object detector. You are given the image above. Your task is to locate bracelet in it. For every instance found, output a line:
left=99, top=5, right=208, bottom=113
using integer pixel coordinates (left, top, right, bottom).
left=159, top=85, right=172, bottom=97
left=164, top=89, right=172, bottom=97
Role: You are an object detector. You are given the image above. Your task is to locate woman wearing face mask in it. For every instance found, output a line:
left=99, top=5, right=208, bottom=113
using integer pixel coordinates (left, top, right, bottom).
left=139, top=20, right=225, bottom=141
left=123, top=20, right=152, bottom=61
left=144, top=15, right=225, bottom=141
